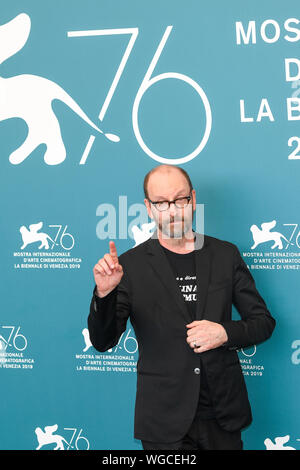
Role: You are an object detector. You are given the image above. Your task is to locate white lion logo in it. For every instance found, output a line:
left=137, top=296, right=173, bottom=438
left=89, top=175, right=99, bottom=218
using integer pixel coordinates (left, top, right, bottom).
left=20, top=221, right=54, bottom=249
left=264, top=435, right=296, bottom=450
left=250, top=220, right=292, bottom=250
left=0, top=13, right=119, bottom=165
left=35, top=424, right=69, bottom=450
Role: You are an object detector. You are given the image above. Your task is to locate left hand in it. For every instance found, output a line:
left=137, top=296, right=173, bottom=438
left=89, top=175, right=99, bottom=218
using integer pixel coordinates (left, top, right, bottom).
left=186, top=320, right=228, bottom=353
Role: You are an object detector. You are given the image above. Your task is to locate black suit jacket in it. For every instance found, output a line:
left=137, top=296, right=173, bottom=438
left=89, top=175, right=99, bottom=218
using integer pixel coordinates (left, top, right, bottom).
left=88, top=231, right=275, bottom=443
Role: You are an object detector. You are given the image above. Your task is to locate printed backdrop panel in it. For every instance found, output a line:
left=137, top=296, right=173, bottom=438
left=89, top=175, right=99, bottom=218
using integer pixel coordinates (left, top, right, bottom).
left=0, top=0, right=299, bottom=450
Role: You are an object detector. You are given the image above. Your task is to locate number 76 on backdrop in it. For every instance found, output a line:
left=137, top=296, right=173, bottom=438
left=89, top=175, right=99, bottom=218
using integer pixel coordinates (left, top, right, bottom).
left=68, top=26, right=212, bottom=165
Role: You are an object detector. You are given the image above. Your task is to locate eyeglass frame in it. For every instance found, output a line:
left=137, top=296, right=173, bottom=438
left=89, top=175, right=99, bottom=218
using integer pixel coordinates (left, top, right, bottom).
left=147, top=192, right=193, bottom=212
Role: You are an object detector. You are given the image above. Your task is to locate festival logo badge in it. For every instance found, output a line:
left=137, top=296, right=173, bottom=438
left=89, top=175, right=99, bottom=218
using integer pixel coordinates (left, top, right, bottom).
left=13, top=221, right=82, bottom=270
left=75, top=326, right=138, bottom=374
left=0, top=325, right=34, bottom=371
left=35, top=424, right=90, bottom=450
left=242, top=219, right=300, bottom=271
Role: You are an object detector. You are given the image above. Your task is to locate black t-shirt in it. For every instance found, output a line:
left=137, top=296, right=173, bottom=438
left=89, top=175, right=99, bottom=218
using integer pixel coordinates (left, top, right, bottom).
left=162, top=244, right=215, bottom=419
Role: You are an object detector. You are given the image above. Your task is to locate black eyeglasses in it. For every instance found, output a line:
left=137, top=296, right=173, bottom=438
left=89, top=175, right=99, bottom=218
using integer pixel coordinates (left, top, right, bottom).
left=148, top=194, right=192, bottom=212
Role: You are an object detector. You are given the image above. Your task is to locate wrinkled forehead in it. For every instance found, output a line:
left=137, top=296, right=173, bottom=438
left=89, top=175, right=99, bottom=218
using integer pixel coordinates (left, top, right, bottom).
left=147, top=169, right=190, bottom=200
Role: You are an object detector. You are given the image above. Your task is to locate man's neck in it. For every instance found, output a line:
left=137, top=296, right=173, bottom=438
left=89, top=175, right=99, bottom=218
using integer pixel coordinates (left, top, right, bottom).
left=157, top=229, right=195, bottom=254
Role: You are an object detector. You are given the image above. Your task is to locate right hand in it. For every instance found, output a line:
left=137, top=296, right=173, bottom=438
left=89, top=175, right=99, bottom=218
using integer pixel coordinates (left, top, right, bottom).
left=93, top=241, right=124, bottom=297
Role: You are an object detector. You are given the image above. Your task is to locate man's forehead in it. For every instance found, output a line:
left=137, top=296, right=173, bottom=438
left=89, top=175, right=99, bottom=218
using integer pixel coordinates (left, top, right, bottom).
left=148, top=184, right=189, bottom=200
left=146, top=167, right=190, bottom=198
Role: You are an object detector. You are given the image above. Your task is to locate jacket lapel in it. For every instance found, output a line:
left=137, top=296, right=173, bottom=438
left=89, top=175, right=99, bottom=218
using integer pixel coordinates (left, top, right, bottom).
left=145, top=230, right=211, bottom=323
left=194, top=236, right=211, bottom=320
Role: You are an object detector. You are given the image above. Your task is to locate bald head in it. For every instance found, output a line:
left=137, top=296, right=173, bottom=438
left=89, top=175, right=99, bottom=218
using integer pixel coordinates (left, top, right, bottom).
left=143, top=165, right=193, bottom=200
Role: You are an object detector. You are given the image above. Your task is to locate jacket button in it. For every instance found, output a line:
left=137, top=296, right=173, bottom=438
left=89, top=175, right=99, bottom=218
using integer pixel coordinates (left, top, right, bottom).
left=194, top=368, right=200, bottom=375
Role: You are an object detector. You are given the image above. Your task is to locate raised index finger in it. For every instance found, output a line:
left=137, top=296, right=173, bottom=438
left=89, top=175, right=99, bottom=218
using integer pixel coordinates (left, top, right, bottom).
left=109, top=240, right=118, bottom=262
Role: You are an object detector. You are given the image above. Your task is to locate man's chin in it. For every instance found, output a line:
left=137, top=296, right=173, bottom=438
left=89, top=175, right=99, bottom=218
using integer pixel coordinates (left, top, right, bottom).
left=161, top=227, right=187, bottom=240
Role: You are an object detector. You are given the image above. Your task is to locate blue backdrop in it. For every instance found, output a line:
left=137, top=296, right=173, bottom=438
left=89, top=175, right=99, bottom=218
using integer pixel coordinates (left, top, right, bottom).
left=1, top=0, right=299, bottom=450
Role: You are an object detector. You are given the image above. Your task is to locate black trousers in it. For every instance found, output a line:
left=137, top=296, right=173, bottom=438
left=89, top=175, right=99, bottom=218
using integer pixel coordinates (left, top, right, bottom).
left=141, top=417, right=243, bottom=450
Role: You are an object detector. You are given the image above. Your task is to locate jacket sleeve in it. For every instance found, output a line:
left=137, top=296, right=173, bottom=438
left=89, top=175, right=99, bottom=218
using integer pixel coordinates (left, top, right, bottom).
left=87, top=265, right=132, bottom=352
left=221, top=244, right=276, bottom=350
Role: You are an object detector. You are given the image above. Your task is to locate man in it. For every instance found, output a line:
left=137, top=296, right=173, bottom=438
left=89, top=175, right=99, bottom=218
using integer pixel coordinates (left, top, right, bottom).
left=88, top=164, right=275, bottom=450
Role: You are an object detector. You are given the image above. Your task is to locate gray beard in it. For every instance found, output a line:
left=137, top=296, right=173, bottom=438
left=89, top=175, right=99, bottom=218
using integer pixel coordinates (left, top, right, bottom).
left=159, top=218, right=193, bottom=240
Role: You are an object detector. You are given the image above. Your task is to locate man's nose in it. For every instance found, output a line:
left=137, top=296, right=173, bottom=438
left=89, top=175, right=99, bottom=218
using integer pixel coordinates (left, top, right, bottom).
left=168, top=202, right=177, bottom=216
